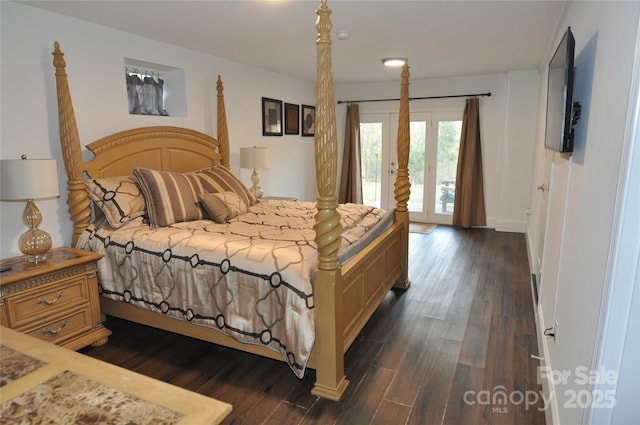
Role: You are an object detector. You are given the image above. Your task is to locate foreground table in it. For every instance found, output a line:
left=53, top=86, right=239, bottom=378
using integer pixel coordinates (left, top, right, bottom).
left=0, top=326, right=232, bottom=424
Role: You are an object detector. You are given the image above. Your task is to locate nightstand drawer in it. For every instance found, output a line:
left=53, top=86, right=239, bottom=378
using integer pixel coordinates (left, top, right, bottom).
left=22, top=307, right=92, bottom=345
left=3, top=276, right=89, bottom=328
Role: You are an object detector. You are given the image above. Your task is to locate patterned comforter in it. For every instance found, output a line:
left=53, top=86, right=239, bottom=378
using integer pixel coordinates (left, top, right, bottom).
left=77, top=200, right=391, bottom=378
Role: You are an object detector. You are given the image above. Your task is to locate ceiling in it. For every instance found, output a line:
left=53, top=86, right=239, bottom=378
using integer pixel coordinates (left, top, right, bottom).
left=19, top=0, right=567, bottom=84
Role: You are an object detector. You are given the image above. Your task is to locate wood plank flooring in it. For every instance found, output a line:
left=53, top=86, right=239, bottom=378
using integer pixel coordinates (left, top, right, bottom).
left=81, top=226, right=546, bottom=425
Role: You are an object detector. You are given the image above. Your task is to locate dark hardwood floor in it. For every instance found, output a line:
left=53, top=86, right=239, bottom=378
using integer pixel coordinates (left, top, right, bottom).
left=81, top=226, right=546, bottom=425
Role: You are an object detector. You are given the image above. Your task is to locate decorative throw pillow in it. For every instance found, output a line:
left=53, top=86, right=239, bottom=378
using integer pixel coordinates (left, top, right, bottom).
left=195, top=165, right=258, bottom=207
left=133, top=168, right=206, bottom=227
left=85, top=176, right=145, bottom=228
left=199, top=191, right=249, bottom=223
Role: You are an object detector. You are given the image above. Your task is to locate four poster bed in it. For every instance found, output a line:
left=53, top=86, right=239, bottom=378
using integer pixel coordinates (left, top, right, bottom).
left=52, top=0, right=411, bottom=401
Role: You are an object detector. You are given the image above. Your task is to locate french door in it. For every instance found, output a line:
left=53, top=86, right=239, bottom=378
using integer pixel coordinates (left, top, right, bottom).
left=360, top=110, right=462, bottom=224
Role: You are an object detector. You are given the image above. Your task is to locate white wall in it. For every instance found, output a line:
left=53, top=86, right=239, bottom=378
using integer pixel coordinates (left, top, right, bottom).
left=499, top=70, right=540, bottom=232
left=0, top=2, right=316, bottom=258
left=335, top=70, right=540, bottom=232
left=526, top=2, right=640, bottom=424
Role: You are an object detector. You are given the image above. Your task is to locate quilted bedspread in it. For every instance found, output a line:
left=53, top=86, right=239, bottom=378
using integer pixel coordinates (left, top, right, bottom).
left=77, top=200, right=390, bottom=378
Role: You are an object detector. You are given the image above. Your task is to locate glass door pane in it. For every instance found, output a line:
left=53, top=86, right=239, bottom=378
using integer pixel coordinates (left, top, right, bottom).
left=408, top=121, right=427, bottom=214
left=360, top=122, right=383, bottom=208
left=434, top=120, right=462, bottom=215
left=360, top=114, right=393, bottom=210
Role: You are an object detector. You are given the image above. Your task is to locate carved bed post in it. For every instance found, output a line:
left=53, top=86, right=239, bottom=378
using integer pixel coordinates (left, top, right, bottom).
left=394, top=62, right=412, bottom=289
left=216, top=75, right=230, bottom=168
left=311, top=0, right=348, bottom=401
left=52, top=42, right=91, bottom=248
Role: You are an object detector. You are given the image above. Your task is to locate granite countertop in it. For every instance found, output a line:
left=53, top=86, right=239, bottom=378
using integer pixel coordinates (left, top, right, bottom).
left=2, top=369, right=183, bottom=424
left=0, top=327, right=232, bottom=424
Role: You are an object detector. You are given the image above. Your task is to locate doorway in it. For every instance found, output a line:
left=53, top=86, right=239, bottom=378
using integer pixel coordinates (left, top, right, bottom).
left=360, top=110, right=462, bottom=224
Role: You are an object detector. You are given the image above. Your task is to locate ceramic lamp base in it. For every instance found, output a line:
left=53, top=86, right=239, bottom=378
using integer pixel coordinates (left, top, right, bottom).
left=18, top=199, right=52, bottom=265
left=249, top=169, right=263, bottom=199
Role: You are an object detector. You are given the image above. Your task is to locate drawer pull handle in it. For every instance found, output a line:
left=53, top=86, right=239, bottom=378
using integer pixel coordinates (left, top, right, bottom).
left=42, top=321, right=67, bottom=336
left=37, top=291, right=63, bottom=306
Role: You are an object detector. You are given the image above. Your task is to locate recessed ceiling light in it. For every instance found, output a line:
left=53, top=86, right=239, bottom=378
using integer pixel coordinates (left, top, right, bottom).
left=336, top=31, right=350, bottom=40
left=382, top=58, right=407, bottom=67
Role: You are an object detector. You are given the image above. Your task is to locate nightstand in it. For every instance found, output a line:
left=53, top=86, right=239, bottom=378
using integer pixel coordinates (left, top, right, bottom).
left=0, top=247, right=111, bottom=350
left=262, top=196, right=298, bottom=201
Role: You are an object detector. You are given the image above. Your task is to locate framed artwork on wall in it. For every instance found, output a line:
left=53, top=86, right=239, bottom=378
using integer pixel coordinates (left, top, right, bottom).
left=262, top=97, right=283, bottom=136
left=284, top=103, right=300, bottom=135
left=301, top=104, right=315, bottom=137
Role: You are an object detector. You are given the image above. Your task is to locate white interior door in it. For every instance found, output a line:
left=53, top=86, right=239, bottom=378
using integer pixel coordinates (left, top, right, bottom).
left=535, top=150, right=553, bottom=303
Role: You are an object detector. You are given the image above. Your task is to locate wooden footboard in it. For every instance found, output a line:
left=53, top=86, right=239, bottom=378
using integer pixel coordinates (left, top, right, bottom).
left=341, top=222, right=402, bottom=350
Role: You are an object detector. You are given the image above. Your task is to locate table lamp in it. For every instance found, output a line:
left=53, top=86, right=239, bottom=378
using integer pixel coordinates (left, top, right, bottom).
left=240, top=147, right=270, bottom=199
left=1, top=156, right=60, bottom=265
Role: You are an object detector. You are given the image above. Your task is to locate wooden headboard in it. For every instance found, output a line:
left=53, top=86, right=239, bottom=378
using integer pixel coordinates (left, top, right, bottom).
left=52, top=41, right=230, bottom=246
left=83, top=126, right=226, bottom=178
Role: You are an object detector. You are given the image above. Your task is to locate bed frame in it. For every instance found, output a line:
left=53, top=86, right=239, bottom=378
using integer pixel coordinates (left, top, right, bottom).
left=52, top=0, right=410, bottom=401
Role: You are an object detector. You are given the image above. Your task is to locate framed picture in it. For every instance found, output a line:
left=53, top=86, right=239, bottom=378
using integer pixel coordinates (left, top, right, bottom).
left=301, top=104, right=315, bottom=137
left=284, top=103, right=300, bottom=135
left=262, top=97, right=282, bottom=136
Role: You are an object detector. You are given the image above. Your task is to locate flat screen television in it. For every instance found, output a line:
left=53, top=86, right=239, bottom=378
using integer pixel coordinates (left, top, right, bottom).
left=544, top=26, right=581, bottom=153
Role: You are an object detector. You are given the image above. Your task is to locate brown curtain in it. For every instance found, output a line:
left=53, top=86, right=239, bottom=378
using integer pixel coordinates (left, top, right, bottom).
left=452, top=98, right=486, bottom=228
left=338, top=103, right=363, bottom=204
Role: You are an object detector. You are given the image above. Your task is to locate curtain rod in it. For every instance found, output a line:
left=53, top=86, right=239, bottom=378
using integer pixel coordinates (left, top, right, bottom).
left=125, top=66, right=161, bottom=78
left=337, top=92, right=491, bottom=104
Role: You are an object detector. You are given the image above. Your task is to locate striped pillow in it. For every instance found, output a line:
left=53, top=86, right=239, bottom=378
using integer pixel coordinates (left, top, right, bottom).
left=195, top=166, right=258, bottom=207
left=133, top=168, right=206, bottom=227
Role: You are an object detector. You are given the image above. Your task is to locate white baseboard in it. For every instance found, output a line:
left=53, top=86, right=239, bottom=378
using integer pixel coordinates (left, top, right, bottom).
left=495, top=218, right=526, bottom=233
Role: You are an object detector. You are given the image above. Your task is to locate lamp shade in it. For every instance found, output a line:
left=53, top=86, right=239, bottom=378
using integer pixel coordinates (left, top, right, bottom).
left=0, top=159, right=60, bottom=201
left=240, top=147, right=270, bottom=170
